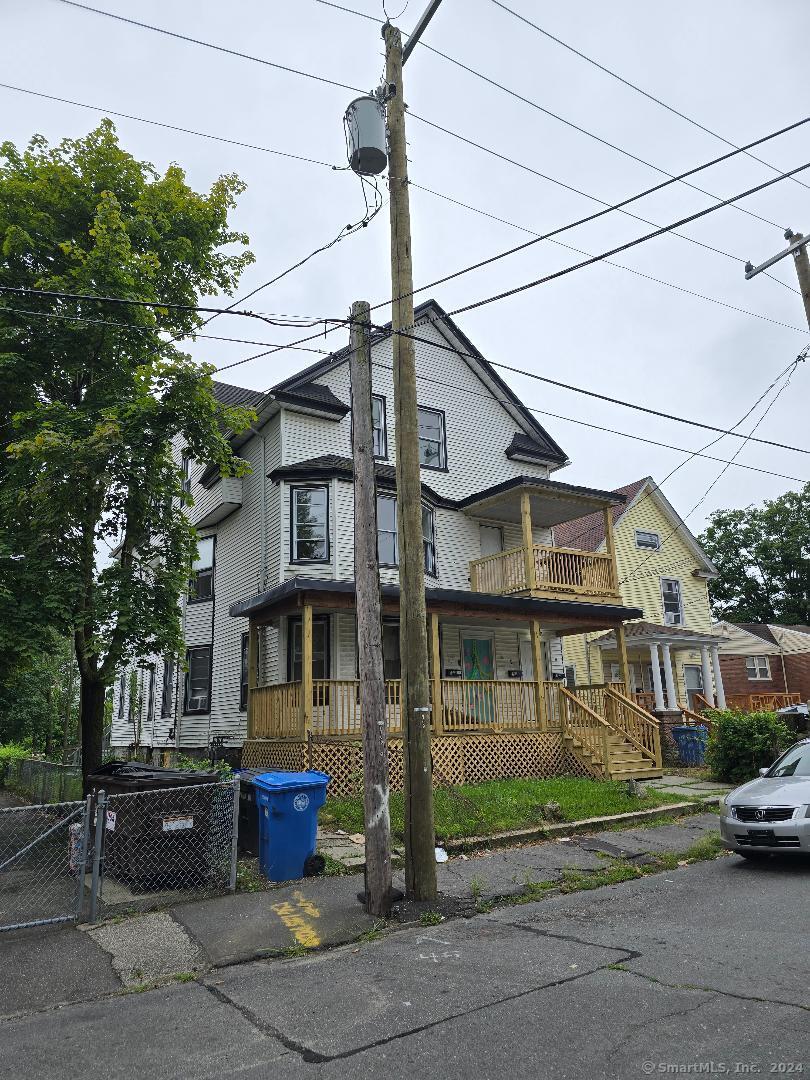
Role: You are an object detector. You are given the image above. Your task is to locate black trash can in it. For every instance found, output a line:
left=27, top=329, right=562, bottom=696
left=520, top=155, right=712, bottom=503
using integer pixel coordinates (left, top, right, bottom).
left=87, top=762, right=221, bottom=890
left=235, top=768, right=265, bottom=857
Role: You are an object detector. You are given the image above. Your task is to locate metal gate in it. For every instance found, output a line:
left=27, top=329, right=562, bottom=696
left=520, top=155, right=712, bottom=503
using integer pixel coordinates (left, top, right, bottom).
left=0, top=798, right=92, bottom=932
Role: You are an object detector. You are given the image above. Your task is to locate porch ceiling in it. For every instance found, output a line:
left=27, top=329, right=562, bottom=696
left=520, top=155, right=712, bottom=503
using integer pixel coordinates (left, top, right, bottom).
left=230, top=575, right=642, bottom=634
left=457, top=475, right=624, bottom=528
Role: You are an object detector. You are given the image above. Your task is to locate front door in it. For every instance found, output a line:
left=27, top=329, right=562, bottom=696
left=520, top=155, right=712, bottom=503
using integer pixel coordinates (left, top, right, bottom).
left=683, top=665, right=703, bottom=710
left=479, top=526, right=503, bottom=557
left=462, top=635, right=495, bottom=723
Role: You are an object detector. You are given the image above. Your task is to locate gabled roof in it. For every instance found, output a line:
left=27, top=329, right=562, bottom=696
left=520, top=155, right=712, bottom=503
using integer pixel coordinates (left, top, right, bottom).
left=736, top=623, right=780, bottom=646
left=264, top=299, right=570, bottom=469
left=212, top=380, right=266, bottom=411
left=552, top=476, right=717, bottom=576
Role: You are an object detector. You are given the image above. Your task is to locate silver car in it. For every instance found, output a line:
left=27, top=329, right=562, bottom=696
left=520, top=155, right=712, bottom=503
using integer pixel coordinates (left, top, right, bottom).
left=720, top=738, right=810, bottom=858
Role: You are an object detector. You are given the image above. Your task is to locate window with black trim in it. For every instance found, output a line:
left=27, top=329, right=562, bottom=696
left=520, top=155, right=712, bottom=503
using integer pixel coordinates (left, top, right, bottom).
left=183, top=645, right=212, bottom=714
left=372, top=395, right=387, bottom=458
left=746, top=655, right=771, bottom=680
left=118, top=674, right=125, bottom=718
left=189, top=536, right=214, bottom=601
left=635, top=529, right=661, bottom=550
left=382, top=622, right=401, bottom=680
left=290, top=485, right=329, bottom=562
left=287, top=616, right=330, bottom=682
left=377, top=495, right=398, bottom=567
left=661, top=577, right=683, bottom=626
left=417, top=407, right=446, bottom=469
left=182, top=454, right=192, bottom=494
left=240, top=633, right=249, bottom=710
left=376, top=495, right=436, bottom=575
left=161, top=657, right=175, bottom=718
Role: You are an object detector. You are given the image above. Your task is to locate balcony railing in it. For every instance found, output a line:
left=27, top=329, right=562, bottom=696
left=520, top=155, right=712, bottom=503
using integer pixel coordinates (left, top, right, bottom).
left=469, top=543, right=620, bottom=601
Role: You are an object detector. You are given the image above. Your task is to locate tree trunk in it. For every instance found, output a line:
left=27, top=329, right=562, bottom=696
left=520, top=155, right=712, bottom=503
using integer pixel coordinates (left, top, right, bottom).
left=80, top=675, right=106, bottom=791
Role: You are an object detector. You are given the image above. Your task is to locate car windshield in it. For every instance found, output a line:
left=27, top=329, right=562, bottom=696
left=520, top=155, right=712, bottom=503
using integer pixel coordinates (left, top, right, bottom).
left=768, top=743, right=810, bottom=777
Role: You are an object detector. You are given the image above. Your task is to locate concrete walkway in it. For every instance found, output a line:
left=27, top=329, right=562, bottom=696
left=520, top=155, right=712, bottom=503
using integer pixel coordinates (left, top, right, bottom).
left=0, top=811, right=722, bottom=1019
left=639, top=773, right=733, bottom=799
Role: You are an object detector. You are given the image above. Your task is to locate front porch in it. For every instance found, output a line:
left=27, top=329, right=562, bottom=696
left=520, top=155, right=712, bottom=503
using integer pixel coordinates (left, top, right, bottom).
left=231, top=578, right=663, bottom=795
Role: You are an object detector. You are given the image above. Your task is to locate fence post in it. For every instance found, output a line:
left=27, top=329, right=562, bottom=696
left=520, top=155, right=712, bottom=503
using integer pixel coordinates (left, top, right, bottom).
left=75, top=795, right=93, bottom=921
left=229, top=777, right=240, bottom=892
left=89, top=789, right=107, bottom=924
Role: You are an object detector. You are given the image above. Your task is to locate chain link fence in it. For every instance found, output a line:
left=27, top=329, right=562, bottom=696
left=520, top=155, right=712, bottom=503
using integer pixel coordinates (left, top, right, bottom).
left=4, top=759, right=83, bottom=804
left=0, top=799, right=91, bottom=931
left=91, top=780, right=238, bottom=919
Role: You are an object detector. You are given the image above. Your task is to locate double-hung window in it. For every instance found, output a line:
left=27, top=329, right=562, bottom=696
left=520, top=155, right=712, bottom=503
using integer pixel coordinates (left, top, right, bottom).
left=118, top=674, right=126, bottom=718
left=417, top=407, right=446, bottom=469
left=371, top=395, right=387, bottom=458
left=161, top=657, right=175, bottom=718
left=240, top=633, right=250, bottom=710
left=184, top=646, right=211, bottom=714
left=376, top=495, right=436, bottom=575
left=661, top=578, right=683, bottom=626
left=181, top=454, right=192, bottom=494
left=635, top=529, right=661, bottom=550
left=290, top=485, right=329, bottom=562
left=287, top=616, right=330, bottom=682
left=377, top=495, right=398, bottom=567
left=189, top=536, right=214, bottom=601
left=746, top=655, right=771, bottom=680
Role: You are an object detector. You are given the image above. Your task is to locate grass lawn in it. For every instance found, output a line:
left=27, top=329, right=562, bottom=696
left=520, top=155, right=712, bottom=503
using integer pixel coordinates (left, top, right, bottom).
left=321, top=777, right=688, bottom=843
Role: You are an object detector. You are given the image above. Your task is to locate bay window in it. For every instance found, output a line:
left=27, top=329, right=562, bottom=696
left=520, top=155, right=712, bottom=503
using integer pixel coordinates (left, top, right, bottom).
left=290, top=485, right=329, bottom=562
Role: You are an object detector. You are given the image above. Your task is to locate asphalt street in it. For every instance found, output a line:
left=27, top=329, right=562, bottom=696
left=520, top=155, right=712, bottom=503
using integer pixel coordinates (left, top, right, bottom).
left=2, top=853, right=807, bottom=1080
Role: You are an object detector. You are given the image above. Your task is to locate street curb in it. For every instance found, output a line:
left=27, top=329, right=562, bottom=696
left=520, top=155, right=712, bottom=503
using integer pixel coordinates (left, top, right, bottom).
left=443, top=797, right=721, bottom=854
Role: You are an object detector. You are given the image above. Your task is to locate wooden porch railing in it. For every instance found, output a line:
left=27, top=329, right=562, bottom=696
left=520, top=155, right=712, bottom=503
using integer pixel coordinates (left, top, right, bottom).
left=311, top=679, right=404, bottom=737
left=558, top=685, right=611, bottom=772
left=437, top=679, right=537, bottom=732
left=724, top=692, right=801, bottom=712
left=603, top=687, right=662, bottom=768
left=469, top=543, right=619, bottom=600
left=250, top=682, right=301, bottom=738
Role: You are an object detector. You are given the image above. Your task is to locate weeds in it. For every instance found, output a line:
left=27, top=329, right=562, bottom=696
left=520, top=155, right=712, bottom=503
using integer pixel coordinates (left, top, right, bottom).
left=419, top=911, right=444, bottom=926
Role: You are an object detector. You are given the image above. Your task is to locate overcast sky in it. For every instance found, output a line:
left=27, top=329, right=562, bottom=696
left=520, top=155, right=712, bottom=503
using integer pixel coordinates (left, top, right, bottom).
left=5, top=0, right=810, bottom=533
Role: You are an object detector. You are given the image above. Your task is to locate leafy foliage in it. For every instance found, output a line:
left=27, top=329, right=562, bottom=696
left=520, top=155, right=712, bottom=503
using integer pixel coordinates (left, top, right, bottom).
left=0, top=122, right=255, bottom=780
left=704, top=709, right=794, bottom=784
left=699, top=484, right=810, bottom=623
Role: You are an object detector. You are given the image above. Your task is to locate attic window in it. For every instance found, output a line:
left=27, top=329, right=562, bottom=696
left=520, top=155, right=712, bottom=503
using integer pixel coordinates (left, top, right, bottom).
left=635, top=529, right=661, bottom=550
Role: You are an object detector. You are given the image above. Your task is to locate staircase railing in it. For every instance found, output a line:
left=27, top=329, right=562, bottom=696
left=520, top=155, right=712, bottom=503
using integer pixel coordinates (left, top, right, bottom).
left=559, top=685, right=612, bottom=775
left=603, top=687, right=662, bottom=768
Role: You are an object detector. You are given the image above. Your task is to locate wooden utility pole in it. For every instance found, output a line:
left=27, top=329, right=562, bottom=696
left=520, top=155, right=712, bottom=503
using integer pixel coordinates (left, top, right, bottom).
left=789, top=233, right=810, bottom=329
left=383, top=20, right=437, bottom=901
left=349, top=299, right=393, bottom=917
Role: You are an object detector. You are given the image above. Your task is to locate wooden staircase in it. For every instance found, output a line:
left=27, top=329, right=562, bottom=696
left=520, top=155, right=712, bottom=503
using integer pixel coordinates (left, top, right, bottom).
left=558, top=684, right=663, bottom=781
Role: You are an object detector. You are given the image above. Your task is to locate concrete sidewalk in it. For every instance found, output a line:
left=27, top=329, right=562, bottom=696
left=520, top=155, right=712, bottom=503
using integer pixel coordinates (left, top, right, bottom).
left=0, top=811, right=722, bottom=1020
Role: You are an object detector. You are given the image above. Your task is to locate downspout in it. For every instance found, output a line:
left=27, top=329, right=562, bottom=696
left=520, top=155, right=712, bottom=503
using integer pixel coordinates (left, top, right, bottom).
left=772, top=626, right=790, bottom=694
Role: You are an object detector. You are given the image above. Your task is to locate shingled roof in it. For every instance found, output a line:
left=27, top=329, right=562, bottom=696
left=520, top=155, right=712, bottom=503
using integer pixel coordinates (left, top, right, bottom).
left=552, top=478, right=648, bottom=551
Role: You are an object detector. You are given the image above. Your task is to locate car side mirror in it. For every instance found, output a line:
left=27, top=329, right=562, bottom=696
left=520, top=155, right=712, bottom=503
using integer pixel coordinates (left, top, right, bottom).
left=759, top=768, right=770, bottom=777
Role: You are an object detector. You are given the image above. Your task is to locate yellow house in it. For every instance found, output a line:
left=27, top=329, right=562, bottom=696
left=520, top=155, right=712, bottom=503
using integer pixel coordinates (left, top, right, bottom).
left=554, top=478, right=727, bottom=717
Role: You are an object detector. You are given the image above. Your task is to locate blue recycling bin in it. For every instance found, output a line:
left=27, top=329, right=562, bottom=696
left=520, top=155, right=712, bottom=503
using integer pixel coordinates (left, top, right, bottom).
left=253, top=770, right=330, bottom=882
left=671, top=725, right=709, bottom=767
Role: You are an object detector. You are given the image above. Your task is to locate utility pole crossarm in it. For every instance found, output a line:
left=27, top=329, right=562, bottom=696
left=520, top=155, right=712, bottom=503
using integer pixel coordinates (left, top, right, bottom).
left=401, top=0, right=445, bottom=64
left=746, top=228, right=810, bottom=330
left=744, top=230, right=810, bottom=279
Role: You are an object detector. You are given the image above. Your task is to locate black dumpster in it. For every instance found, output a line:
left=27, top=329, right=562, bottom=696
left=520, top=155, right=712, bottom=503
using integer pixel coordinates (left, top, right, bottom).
left=87, top=762, right=221, bottom=891
left=235, top=768, right=265, bottom=857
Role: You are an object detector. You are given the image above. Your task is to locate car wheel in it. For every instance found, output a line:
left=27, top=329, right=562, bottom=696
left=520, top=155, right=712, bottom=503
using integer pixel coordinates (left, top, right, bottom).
left=739, top=851, right=770, bottom=860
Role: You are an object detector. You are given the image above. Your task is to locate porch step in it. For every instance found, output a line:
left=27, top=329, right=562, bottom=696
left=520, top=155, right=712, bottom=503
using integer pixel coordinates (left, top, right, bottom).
left=609, top=765, right=664, bottom=780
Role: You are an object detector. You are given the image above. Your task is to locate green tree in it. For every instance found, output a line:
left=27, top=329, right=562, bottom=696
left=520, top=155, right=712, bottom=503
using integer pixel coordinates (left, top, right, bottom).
left=699, top=483, right=810, bottom=624
left=0, top=122, right=255, bottom=785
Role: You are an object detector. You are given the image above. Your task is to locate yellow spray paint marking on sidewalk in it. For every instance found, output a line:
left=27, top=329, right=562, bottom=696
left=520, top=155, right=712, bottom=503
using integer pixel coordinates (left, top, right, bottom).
left=271, top=895, right=322, bottom=948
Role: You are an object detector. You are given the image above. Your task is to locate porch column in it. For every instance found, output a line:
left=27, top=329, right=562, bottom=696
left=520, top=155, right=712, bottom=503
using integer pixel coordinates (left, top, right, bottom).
left=246, top=622, right=259, bottom=737
left=531, top=619, right=546, bottom=729
left=700, top=645, right=715, bottom=707
left=430, top=613, right=443, bottom=734
left=614, top=624, right=631, bottom=693
left=300, top=603, right=313, bottom=736
left=710, top=644, right=726, bottom=708
left=520, top=491, right=537, bottom=593
left=661, top=642, right=678, bottom=710
left=602, top=506, right=619, bottom=594
left=649, top=643, right=665, bottom=711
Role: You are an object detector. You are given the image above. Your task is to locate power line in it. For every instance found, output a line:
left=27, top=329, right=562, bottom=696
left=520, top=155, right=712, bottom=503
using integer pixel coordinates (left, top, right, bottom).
left=447, top=155, right=810, bottom=317
left=317, top=0, right=790, bottom=235
left=371, top=322, right=810, bottom=456
left=52, top=0, right=364, bottom=95
left=620, top=359, right=802, bottom=584
left=0, top=83, right=340, bottom=169
left=368, top=359, right=806, bottom=485
left=407, top=180, right=806, bottom=334
left=489, top=0, right=810, bottom=194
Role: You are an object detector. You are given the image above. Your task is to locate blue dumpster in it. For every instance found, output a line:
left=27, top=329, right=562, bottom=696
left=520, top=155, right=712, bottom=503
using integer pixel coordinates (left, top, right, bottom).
left=671, top=725, right=708, bottom=766
left=254, top=770, right=330, bottom=882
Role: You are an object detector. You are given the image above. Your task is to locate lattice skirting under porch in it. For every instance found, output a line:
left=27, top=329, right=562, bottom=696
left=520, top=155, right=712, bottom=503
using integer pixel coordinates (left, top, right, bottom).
left=241, top=731, right=597, bottom=797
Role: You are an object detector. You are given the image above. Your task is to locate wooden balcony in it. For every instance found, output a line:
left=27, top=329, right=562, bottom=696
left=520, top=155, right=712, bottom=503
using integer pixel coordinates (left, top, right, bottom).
left=469, top=543, right=621, bottom=603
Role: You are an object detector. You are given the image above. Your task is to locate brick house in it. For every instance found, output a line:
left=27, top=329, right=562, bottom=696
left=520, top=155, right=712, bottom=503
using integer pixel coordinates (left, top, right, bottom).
left=713, top=622, right=810, bottom=707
